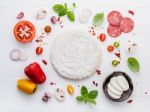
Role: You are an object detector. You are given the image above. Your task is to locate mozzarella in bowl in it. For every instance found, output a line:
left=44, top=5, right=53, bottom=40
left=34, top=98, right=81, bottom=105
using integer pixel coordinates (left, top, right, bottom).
left=107, top=76, right=129, bottom=99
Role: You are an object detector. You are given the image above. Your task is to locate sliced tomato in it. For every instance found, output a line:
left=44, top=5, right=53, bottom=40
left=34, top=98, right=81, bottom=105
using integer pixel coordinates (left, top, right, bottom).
left=14, top=21, right=36, bottom=43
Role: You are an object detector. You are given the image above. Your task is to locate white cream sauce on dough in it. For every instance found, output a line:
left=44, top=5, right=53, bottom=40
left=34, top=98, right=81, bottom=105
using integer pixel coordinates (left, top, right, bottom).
left=51, top=30, right=101, bottom=79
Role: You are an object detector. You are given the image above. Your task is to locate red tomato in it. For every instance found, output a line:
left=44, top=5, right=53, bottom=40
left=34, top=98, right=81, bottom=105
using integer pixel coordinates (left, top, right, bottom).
left=13, top=21, right=36, bottom=43
left=107, top=45, right=114, bottom=52
left=99, top=33, right=106, bottom=42
left=36, top=46, right=43, bottom=55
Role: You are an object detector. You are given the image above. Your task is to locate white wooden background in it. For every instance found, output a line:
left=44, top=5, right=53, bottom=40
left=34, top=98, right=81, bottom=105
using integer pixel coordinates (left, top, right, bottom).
left=0, top=0, right=150, bottom=112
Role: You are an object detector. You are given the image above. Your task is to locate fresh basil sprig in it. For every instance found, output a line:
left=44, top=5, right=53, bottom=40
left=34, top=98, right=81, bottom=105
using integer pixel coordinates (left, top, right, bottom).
left=93, top=12, right=104, bottom=27
left=76, top=86, right=98, bottom=105
left=53, top=3, right=76, bottom=22
left=127, top=57, right=140, bottom=72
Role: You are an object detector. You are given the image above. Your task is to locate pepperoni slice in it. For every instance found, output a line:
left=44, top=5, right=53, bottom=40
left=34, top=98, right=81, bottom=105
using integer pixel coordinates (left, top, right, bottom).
left=107, top=24, right=122, bottom=38
left=107, top=11, right=123, bottom=26
left=120, top=17, right=134, bottom=33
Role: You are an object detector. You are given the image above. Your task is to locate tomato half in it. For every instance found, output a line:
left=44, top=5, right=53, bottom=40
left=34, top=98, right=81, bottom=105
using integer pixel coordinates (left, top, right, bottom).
left=14, top=21, right=36, bottom=43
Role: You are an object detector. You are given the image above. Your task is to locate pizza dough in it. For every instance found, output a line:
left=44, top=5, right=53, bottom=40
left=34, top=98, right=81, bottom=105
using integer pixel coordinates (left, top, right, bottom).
left=51, top=30, right=101, bottom=80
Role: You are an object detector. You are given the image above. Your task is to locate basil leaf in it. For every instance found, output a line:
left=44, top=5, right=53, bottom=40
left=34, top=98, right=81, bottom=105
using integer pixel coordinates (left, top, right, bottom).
left=88, top=90, right=98, bottom=99
left=53, top=4, right=65, bottom=13
left=67, top=11, right=75, bottom=21
left=58, top=10, right=67, bottom=16
left=76, top=96, right=84, bottom=101
left=52, top=3, right=76, bottom=22
left=64, top=3, right=68, bottom=9
left=81, top=86, right=88, bottom=96
left=127, top=57, right=140, bottom=72
left=93, top=12, right=104, bottom=27
left=86, top=98, right=96, bottom=105
left=72, top=2, right=76, bottom=8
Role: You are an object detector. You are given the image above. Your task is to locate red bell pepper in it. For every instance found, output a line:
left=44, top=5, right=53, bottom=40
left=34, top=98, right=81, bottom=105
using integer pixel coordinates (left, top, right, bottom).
left=24, top=62, right=46, bottom=84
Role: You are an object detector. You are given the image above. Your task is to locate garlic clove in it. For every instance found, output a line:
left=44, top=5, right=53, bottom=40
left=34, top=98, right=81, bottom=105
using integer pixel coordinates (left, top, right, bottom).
left=54, top=88, right=65, bottom=101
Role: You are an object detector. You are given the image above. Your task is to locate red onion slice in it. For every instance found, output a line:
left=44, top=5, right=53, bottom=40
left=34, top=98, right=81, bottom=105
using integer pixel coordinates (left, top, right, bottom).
left=9, top=49, right=21, bottom=61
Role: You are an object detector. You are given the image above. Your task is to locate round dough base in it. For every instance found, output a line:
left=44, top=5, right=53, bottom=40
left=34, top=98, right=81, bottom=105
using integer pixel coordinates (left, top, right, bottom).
left=51, top=30, right=101, bottom=80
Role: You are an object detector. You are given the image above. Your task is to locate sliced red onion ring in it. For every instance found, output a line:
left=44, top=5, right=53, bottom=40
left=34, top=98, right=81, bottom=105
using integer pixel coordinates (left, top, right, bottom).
left=81, top=9, right=92, bottom=18
left=79, top=9, right=92, bottom=24
left=19, top=51, right=28, bottom=61
left=9, top=49, right=21, bottom=61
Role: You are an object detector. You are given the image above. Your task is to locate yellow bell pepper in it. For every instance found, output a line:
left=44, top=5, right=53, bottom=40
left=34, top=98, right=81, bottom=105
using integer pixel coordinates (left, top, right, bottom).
left=17, top=79, right=37, bottom=95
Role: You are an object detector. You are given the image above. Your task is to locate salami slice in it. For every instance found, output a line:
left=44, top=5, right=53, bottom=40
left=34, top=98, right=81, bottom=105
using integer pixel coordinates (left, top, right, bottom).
left=107, top=24, right=122, bottom=37
left=107, top=11, right=123, bottom=26
left=120, top=17, right=134, bottom=33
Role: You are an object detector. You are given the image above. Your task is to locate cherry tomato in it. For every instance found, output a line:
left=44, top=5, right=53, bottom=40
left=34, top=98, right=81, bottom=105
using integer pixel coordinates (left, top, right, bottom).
left=36, top=46, right=43, bottom=55
left=107, top=45, right=114, bottom=52
left=99, top=33, right=106, bottom=42
left=44, top=25, right=51, bottom=33
left=14, top=21, right=36, bottom=43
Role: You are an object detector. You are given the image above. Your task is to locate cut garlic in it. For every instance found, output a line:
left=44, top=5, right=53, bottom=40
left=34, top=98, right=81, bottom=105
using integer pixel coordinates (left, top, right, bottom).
left=34, top=9, right=47, bottom=20
left=127, top=42, right=137, bottom=54
left=54, top=88, right=65, bottom=101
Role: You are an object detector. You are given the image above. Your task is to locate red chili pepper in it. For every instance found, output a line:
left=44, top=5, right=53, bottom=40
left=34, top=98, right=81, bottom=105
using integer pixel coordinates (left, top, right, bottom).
left=114, top=52, right=121, bottom=58
left=128, top=10, right=134, bottom=15
left=42, top=59, right=47, bottom=65
left=24, top=62, right=46, bottom=84
left=127, top=100, right=133, bottom=103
